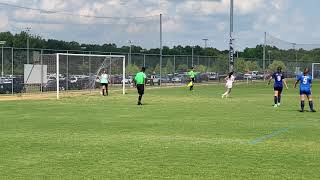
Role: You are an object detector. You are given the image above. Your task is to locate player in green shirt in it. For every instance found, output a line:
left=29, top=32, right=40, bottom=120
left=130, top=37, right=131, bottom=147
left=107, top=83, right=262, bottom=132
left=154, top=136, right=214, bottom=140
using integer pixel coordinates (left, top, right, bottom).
left=99, top=70, right=109, bottom=96
left=134, top=67, right=147, bottom=105
left=188, top=67, right=197, bottom=91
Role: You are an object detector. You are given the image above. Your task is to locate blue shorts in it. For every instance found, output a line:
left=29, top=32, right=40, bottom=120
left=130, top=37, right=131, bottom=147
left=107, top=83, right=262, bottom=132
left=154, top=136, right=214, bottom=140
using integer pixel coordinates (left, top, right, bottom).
left=274, top=86, right=283, bottom=92
left=300, top=89, right=311, bottom=96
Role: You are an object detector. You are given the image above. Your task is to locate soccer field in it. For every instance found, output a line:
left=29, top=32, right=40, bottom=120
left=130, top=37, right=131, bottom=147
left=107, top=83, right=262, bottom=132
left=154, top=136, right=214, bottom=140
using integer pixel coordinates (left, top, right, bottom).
left=1, top=82, right=319, bottom=179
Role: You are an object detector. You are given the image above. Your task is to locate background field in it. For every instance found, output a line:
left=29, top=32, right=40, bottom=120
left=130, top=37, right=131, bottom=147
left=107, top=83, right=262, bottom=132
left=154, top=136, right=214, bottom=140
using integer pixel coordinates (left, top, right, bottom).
left=1, top=82, right=320, bottom=179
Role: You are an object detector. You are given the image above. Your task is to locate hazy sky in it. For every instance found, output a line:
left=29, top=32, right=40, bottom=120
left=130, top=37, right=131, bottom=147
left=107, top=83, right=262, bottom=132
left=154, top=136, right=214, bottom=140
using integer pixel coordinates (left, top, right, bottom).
left=0, top=0, right=320, bottom=50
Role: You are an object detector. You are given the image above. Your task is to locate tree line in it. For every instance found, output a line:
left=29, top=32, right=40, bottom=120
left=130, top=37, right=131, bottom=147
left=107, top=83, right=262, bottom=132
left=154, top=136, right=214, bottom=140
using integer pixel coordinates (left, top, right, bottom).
left=1, top=31, right=320, bottom=75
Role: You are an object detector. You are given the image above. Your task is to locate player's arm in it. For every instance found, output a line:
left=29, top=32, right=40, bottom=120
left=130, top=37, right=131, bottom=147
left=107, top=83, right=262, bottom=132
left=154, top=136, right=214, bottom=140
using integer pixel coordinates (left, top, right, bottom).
left=132, top=76, right=137, bottom=87
left=267, top=76, right=273, bottom=85
left=283, top=78, right=289, bottom=89
left=294, top=79, right=299, bottom=88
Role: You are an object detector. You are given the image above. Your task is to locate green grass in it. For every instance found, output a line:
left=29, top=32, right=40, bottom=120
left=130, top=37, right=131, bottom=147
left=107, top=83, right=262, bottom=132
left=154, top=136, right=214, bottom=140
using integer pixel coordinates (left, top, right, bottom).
left=1, top=82, right=320, bottom=179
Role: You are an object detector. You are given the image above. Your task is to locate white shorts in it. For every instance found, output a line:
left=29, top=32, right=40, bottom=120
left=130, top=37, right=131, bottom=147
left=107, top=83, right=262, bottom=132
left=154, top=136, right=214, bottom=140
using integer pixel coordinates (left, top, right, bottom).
left=226, top=83, right=233, bottom=89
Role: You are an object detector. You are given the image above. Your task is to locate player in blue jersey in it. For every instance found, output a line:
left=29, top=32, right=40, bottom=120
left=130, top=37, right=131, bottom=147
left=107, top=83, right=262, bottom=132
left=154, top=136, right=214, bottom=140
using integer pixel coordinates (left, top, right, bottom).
left=294, top=68, right=316, bottom=112
left=268, top=67, right=288, bottom=107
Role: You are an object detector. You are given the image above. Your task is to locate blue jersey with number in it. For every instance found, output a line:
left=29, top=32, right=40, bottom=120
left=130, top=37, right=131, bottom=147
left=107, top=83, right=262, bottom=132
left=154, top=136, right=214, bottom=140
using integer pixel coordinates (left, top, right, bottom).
left=272, top=72, right=285, bottom=88
left=297, top=74, right=312, bottom=91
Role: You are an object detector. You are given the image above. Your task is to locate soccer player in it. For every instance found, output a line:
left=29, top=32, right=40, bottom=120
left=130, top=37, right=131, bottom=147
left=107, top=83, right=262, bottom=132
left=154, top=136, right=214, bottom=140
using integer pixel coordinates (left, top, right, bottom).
left=99, top=70, right=109, bottom=96
left=268, top=67, right=288, bottom=107
left=134, top=67, right=147, bottom=105
left=294, top=68, right=316, bottom=112
left=222, top=71, right=235, bottom=98
left=188, top=67, right=196, bottom=91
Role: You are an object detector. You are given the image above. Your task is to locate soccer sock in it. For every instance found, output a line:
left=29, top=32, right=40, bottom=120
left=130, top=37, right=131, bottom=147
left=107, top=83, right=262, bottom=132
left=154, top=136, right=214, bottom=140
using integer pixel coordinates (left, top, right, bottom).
left=274, top=96, right=277, bottom=105
left=138, top=95, right=142, bottom=103
left=102, top=90, right=105, bottom=96
left=278, top=95, right=281, bottom=103
left=301, top=101, right=305, bottom=111
left=309, top=101, right=314, bottom=110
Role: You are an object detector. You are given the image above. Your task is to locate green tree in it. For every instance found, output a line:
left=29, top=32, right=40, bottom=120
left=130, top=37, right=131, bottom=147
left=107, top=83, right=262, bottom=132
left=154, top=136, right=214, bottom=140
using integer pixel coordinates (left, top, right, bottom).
left=268, top=60, right=287, bottom=72
left=177, top=64, right=188, bottom=72
left=127, top=64, right=140, bottom=75
left=194, top=65, right=207, bottom=73
left=164, top=60, right=173, bottom=74
left=153, top=64, right=160, bottom=74
left=245, top=61, right=261, bottom=72
left=234, top=58, right=246, bottom=73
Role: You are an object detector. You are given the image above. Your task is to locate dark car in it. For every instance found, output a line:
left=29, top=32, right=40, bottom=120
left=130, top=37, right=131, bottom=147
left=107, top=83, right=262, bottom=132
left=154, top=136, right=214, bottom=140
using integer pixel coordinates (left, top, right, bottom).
left=0, top=77, right=24, bottom=94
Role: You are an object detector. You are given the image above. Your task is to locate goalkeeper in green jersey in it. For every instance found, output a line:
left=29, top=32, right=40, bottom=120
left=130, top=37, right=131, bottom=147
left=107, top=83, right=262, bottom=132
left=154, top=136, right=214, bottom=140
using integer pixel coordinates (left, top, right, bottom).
left=188, top=67, right=197, bottom=91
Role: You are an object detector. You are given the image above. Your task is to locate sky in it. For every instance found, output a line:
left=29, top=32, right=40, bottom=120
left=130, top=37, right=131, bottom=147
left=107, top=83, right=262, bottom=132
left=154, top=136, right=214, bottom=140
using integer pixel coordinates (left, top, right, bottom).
left=0, top=0, right=320, bottom=50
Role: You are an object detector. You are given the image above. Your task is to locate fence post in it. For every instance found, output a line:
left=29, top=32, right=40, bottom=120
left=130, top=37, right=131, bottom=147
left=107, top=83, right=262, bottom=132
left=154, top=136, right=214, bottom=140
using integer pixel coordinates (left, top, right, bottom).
left=11, top=47, right=14, bottom=95
left=173, top=55, right=176, bottom=75
left=66, top=50, right=69, bottom=92
left=40, top=49, right=43, bottom=93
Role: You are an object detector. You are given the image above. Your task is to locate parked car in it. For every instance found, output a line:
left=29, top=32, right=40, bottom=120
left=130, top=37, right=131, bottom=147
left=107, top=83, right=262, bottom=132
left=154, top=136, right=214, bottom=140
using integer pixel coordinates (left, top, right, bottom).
left=208, top=72, right=218, bottom=80
left=171, top=76, right=182, bottom=83
left=0, top=76, right=24, bottom=94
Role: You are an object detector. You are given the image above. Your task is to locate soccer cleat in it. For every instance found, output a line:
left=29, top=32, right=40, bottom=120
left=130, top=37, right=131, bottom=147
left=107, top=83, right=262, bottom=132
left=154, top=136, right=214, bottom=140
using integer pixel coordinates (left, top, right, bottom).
left=277, top=103, right=280, bottom=106
left=221, top=94, right=224, bottom=99
left=299, top=110, right=304, bottom=112
left=310, top=109, right=316, bottom=112
left=273, top=104, right=278, bottom=108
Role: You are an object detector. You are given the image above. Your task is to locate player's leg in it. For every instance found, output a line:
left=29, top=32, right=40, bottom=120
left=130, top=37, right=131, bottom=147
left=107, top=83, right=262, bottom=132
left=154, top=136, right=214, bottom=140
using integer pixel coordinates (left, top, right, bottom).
left=273, top=90, right=279, bottom=107
left=306, top=92, right=316, bottom=112
left=137, top=85, right=144, bottom=105
left=222, top=86, right=228, bottom=98
left=105, top=84, right=109, bottom=96
left=190, top=78, right=195, bottom=91
left=226, top=88, right=232, bottom=98
left=277, top=88, right=283, bottom=106
left=300, top=92, right=305, bottom=112
left=101, top=84, right=105, bottom=96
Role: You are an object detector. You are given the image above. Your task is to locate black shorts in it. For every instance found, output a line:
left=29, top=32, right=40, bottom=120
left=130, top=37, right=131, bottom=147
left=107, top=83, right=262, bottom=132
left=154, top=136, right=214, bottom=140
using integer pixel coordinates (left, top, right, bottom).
left=137, top=84, right=144, bottom=95
left=101, top=83, right=108, bottom=88
left=274, top=87, right=283, bottom=93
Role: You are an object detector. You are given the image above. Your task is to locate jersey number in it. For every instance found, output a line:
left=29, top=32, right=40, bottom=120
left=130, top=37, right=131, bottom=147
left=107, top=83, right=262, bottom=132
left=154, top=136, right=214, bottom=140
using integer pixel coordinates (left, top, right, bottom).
left=277, top=76, right=281, bottom=81
left=303, top=77, right=308, bottom=84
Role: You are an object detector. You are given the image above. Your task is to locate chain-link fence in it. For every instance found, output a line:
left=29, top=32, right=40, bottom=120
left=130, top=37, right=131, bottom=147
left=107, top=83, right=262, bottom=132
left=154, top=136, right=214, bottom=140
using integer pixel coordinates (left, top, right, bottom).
left=264, top=33, right=320, bottom=78
left=2, top=46, right=319, bottom=96
left=0, top=47, right=229, bottom=95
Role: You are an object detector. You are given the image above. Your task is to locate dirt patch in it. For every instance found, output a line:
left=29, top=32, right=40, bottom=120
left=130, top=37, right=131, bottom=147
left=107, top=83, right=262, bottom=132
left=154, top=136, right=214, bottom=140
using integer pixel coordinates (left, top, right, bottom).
left=0, top=94, right=53, bottom=101
left=0, top=83, right=224, bottom=101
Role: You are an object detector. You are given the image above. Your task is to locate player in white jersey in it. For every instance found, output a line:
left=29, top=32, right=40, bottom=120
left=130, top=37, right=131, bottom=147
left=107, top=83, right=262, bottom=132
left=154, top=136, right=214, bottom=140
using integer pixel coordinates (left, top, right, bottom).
left=222, top=72, right=235, bottom=98
left=97, top=70, right=109, bottom=96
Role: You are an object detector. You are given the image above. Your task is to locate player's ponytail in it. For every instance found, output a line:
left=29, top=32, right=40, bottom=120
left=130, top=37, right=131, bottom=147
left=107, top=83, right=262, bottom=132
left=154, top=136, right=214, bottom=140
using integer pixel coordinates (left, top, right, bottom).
left=228, top=71, right=234, bottom=78
left=277, top=67, right=282, bottom=72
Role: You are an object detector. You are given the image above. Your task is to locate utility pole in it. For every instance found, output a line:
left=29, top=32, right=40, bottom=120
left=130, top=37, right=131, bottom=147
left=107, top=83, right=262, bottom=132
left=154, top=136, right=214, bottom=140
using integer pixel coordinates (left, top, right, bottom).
left=25, top=27, right=31, bottom=64
left=159, top=13, right=163, bottom=86
left=191, top=46, right=194, bottom=67
left=263, top=32, right=266, bottom=80
left=128, top=40, right=132, bottom=65
left=229, top=0, right=234, bottom=72
left=202, top=39, right=208, bottom=49
left=293, top=43, right=298, bottom=73
left=0, top=41, right=6, bottom=77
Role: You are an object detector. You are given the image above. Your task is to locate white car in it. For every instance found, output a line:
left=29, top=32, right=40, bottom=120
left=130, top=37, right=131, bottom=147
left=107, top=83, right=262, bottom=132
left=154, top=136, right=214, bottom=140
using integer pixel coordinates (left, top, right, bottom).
left=172, top=76, right=182, bottom=82
left=69, top=76, right=78, bottom=83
